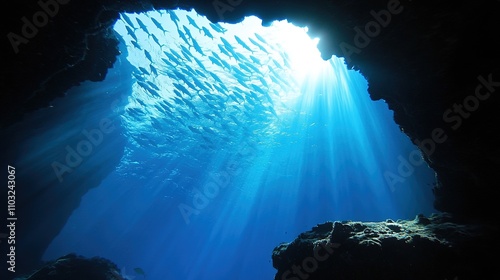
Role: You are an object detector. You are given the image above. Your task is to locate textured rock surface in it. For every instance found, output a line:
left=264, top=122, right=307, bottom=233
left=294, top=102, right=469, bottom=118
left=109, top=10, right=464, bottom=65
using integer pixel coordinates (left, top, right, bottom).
left=14, top=254, right=125, bottom=280
left=272, top=213, right=498, bottom=279
left=2, top=0, right=499, bottom=276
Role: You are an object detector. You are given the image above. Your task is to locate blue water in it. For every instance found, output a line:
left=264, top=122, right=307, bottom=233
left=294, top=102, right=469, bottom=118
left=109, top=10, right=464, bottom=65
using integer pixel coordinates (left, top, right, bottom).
left=42, top=9, right=435, bottom=280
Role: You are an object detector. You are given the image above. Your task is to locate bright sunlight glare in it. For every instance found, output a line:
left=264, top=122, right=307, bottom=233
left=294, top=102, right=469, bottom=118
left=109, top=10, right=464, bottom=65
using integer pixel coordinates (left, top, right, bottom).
left=207, top=15, right=331, bottom=84
left=267, top=20, right=329, bottom=82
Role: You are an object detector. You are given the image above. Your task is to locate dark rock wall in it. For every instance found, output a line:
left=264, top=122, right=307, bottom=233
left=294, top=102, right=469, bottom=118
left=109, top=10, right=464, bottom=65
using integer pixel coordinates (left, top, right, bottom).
left=2, top=0, right=499, bottom=275
left=0, top=38, right=132, bottom=273
left=272, top=214, right=499, bottom=279
left=20, top=253, right=125, bottom=280
left=0, top=93, right=128, bottom=275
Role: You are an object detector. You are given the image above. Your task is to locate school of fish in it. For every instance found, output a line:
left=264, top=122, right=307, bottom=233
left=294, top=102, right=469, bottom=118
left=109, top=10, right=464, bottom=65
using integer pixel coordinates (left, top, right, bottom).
left=116, top=9, right=299, bottom=156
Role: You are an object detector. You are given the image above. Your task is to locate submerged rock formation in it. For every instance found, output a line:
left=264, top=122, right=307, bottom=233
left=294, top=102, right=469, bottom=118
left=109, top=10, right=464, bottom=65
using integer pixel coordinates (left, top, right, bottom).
left=14, top=254, right=125, bottom=280
left=272, top=213, right=498, bottom=280
left=2, top=0, right=499, bottom=277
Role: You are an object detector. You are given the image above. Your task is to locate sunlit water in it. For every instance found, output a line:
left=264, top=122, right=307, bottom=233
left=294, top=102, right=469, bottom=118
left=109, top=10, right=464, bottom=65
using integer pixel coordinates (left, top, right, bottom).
left=43, top=9, right=435, bottom=280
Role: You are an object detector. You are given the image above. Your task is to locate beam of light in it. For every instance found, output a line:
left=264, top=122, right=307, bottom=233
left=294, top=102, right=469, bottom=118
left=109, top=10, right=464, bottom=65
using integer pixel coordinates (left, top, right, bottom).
left=43, top=8, right=436, bottom=280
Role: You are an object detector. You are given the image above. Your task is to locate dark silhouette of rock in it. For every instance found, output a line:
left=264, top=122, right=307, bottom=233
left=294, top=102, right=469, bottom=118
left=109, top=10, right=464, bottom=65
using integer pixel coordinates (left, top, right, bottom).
left=273, top=213, right=499, bottom=280
left=15, top=254, right=125, bottom=280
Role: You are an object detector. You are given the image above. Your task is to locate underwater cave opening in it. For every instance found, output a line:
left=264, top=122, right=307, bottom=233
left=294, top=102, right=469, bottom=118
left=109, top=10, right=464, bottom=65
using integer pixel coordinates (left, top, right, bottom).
left=41, top=8, right=437, bottom=280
